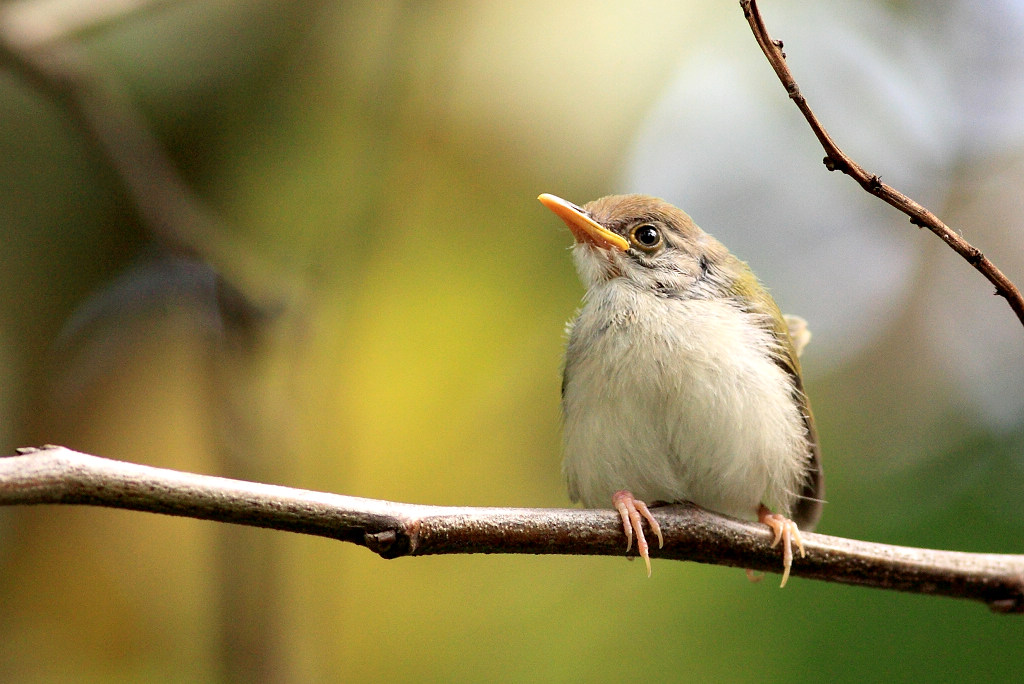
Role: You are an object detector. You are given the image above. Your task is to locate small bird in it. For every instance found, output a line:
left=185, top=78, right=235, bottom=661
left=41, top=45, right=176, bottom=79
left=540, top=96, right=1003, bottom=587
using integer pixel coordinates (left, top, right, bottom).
left=539, top=193, right=823, bottom=587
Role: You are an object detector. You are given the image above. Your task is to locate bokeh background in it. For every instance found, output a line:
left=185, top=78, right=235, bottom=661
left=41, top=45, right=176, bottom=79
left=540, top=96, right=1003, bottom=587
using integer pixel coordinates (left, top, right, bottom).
left=1, top=0, right=1023, bottom=681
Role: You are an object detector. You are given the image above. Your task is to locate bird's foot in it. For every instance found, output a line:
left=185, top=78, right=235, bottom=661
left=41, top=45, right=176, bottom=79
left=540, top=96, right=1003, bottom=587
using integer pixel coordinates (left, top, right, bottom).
left=757, top=504, right=805, bottom=588
left=612, top=490, right=664, bottom=577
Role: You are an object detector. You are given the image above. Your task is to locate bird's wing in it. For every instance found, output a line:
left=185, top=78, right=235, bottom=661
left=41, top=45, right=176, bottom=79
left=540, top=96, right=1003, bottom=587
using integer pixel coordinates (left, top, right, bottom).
left=751, top=294, right=825, bottom=531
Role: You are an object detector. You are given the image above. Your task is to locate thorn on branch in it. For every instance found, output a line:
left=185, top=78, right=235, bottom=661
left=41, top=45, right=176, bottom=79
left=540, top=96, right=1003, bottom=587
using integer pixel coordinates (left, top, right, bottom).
left=12, top=445, right=59, bottom=455
left=365, top=529, right=410, bottom=559
left=990, top=598, right=1023, bottom=614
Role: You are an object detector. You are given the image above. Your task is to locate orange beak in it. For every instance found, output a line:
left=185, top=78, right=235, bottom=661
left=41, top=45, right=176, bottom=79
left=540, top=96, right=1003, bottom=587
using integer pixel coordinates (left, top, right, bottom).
left=538, top=193, right=629, bottom=251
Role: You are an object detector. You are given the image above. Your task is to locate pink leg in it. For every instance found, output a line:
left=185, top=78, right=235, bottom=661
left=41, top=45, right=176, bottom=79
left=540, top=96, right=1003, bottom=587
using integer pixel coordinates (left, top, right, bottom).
left=757, top=504, right=806, bottom=588
left=612, top=490, right=664, bottom=577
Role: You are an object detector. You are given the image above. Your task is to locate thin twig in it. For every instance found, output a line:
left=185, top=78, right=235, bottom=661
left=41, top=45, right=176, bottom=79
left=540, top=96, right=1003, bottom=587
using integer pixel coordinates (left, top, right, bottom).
left=3, top=447, right=1023, bottom=613
left=740, top=0, right=1024, bottom=328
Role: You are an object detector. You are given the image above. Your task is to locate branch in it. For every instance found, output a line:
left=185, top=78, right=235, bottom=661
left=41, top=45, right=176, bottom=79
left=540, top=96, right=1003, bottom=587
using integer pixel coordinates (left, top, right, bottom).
left=3, top=447, right=1023, bottom=613
left=740, top=0, right=1024, bottom=328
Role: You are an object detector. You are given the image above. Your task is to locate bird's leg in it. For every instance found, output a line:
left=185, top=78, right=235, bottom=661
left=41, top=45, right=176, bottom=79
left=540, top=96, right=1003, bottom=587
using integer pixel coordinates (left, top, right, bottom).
left=757, top=504, right=805, bottom=588
left=612, top=490, right=664, bottom=577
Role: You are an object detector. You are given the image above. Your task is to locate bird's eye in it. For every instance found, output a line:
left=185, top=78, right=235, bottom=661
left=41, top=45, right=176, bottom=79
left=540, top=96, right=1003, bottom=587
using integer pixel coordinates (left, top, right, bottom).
left=630, top=224, right=662, bottom=251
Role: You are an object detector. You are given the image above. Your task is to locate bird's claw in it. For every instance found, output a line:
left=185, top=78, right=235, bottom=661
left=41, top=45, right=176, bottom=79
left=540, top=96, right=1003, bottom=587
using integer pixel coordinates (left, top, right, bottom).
left=757, top=505, right=805, bottom=588
left=612, top=490, right=663, bottom=577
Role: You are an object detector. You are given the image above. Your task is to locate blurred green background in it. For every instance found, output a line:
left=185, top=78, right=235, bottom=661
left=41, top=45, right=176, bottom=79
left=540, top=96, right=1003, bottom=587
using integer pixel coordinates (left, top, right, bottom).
left=1, top=0, right=1022, bottom=682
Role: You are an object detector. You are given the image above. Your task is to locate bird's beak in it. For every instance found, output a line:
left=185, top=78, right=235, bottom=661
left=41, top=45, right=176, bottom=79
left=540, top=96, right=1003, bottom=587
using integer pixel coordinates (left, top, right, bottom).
left=538, top=193, right=629, bottom=251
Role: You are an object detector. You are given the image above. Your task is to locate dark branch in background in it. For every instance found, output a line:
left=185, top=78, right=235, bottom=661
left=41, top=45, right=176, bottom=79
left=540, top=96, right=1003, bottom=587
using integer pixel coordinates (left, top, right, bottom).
left=0, top=1, right=275, bottom=332
left=0, top=6, right=286, bottom=680
left=4, top=448, right=1024, bottom=614
left=740, top=0, right=1024, bottom=328
left=0, top=1, right=212, bottom=260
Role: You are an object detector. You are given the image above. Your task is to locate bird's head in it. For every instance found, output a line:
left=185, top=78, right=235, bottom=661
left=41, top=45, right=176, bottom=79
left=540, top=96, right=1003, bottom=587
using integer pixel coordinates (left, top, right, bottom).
left=538, top=193, right=737, bottom=297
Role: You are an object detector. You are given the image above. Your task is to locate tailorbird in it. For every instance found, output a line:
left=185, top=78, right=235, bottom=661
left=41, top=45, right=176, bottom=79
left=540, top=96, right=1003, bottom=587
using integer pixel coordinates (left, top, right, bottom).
left=539, top=193, right=823, bottom=586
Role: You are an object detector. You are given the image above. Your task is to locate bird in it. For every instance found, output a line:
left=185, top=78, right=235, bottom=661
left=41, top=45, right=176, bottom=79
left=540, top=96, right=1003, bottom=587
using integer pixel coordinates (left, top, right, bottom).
left=538, top=192, right=823, bottom=587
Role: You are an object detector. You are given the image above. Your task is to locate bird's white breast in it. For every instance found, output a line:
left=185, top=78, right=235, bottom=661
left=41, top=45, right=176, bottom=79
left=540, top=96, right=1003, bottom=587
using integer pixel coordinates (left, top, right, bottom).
left=561, top=280, right=808, bottom=520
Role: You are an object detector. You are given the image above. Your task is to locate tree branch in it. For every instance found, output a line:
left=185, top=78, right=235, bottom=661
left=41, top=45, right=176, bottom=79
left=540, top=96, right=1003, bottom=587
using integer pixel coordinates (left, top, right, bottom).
left=739, top=0, right=1024, bottom=328
left=3, top=447, right=1023, bottom=613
